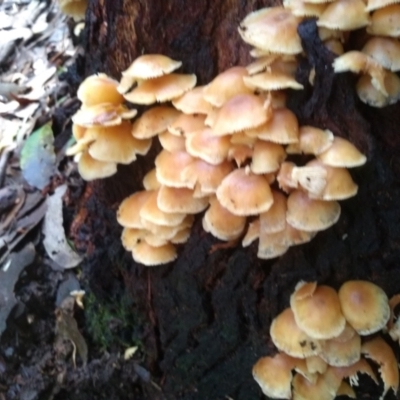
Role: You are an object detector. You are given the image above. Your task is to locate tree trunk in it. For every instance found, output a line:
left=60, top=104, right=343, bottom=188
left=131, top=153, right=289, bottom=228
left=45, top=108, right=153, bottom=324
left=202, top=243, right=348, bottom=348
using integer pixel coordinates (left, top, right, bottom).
left=71, top=1, right=400, bottom=399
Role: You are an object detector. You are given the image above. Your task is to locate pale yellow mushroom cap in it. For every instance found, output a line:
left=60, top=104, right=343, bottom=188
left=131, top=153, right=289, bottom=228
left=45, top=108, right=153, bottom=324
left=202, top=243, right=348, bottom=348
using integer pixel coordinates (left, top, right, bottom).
left=306, top=356, right=328, bottom=375
left=77, top=73, right=123, bottom=106
left=338, top=280, right=390, bottom=335
left=252, top=353, right=295, bottom=399
left=362, top=37, right=400, bottom=72
left=367, top=0, right=400, bottom=12
left=212, top=94, right=272, bottom=136
left=121, top=227, right=146, bottom=251
left=202, top=67, right=252, bottom=108
left=117, top=190, right=153, bottom=229
left=122, top=54, right=182, bottom=80
left=270, top=308, right=323, bottom=358
left=124, top=73, right=197, bottom=105
left=157, top=186, right=209, bottom=214
left=277, top=161, right=299, bottom=193
left=131, top=241, right=177, bottom=266
left=202, top=196, right=246, bottom=241
left=250, top=140, right=287, bottom=174
left=238, top=7, right=303, bottom=55
left=283, top=0, right=327, bottom=16
left=317, top=0, right=370, bottom=30
left=288, top=126, right=334, bottom=156
left=216, top=167, right=274, bottom=216
left=142, top=169, right=161, bottom=191
left=362, top=337, right=399, bottom=399
left=158, top=130, right=186, bottom=152
left=78, top=149, right=117, bottom=181
left=172, top=86, right=213, bottom=114
left=317, top=136, right=366, bottom=167
left=291, top=284, right=346, bottom=340
left=259, top=190, right=287, bottom=234
left=167, top=113, right=206, bottom=136
left=286, top=190, right=341, bottom=231
left=243, top=71, right=304, bottom=91
left=131, top=106, right=181, bottom=139
left=367, top=5, right=400, bottom=37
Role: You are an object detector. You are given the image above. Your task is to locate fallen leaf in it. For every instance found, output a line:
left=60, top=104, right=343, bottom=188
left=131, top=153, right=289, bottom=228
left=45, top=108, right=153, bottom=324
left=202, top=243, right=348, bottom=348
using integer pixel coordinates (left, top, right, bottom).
left=0, top=243, right=35, bottom=338
left=42, top=184, right=82, bottom=268
left=20, top=121, right=56, bottom=189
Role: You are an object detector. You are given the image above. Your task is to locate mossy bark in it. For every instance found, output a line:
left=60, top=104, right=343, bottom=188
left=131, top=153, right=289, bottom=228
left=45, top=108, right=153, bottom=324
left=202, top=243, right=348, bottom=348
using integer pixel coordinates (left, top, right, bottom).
left=74, top=2, right=400, bottom=399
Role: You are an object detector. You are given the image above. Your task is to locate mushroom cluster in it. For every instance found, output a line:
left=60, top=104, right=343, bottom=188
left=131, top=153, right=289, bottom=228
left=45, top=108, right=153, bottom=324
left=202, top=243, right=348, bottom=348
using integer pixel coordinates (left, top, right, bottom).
left=253, top=280, right=400, bottom=400
left=66, top=74, right=150, bottom=181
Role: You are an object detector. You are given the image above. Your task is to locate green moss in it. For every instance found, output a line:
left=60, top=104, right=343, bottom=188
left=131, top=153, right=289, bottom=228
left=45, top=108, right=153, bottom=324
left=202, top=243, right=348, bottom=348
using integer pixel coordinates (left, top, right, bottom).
left=85, top=291, right=144, bottom=351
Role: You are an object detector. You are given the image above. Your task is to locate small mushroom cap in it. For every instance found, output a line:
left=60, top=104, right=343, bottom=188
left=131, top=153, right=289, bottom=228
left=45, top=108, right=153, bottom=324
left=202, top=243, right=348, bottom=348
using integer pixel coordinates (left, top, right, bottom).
left=131, top=106, right=181, bottom=139
left=362, top=37, right=400, bottom=72
left=332, top=358, right=379, bottom=385
left=286, top=190, right=341, bottom=232
left=121, top=227, right=146, bottom=251
left=141, top=215, right=194, bottom=239
left=367, top=0, right=400, bottom=12
left=216, top=168, right=274, bottom=216
left=367, top=5, right=400, bottom=37
left=172, top=86, right=213, bottom=114
left=157, top=185, right=209, bottom=214
left=320, top=329, right=361, bottom=367
left=185, top=128, right=231, bottom=165
left=317, top=0, right=370, bottom=30
left=246, top=54, right=280, bottom=75
left=131, top=241, right=177, bottom=266
left=324, top=39, right=344, bottom=55
left=155, top=150, right=195, bottom=188
left=77, top=73, right=123, bottom=106
left=277, top=161, right=299, bottom=193
left=212, top=94, right=272, bottom=136
left=142, top=169, right=160, bottom=191
left=87, top=122, right=151, bottom=164
left=246, top=108, right=299, bottom=144
left=202, top=67, right=252, bottom=107
left=78, top=149, right=117, bottom=181
left=291, top=284, right=346, bottom=340
left=122, top=54, right=182, bottom=80
left=242, top=219, right=260, bottom=247
left=289, top=126, right=334, bottom=155
left=243, top=71, right=304, bottom=91
left=259, top=190, right=287, bottom=234
left=158, top=130, right=186, bottom=152
left=306, top=356, right=328, bottom=375
left=238, top=7, right=303, bottom=55
left=338, top=280, right=390, bottom=335
left=170, top=227, right=191, bottom=244
left=318, top=137, right=366, bottom=167
left=362, top=337, right=399, bottom=398
left=283, top=0, right=328, bottom=17
left=123, top=73, right=197, bottom=105
left=270, top=308, right=323, bottom=358
left=251, top=140, right=287, bottom=174
left=293, top=281, right=318, bottom=300
left=252, top=353, right=294, bottom=399
left=202, top=197, right=247, bottom=241
left=117, top=190, right=153, bottom=229
left=167, top=113, right=206, bottom=136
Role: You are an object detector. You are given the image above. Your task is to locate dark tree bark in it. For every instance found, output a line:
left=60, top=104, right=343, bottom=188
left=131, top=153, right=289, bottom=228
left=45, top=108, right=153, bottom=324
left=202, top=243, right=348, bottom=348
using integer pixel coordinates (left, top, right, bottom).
left=71, top=1, right=400, bottom=400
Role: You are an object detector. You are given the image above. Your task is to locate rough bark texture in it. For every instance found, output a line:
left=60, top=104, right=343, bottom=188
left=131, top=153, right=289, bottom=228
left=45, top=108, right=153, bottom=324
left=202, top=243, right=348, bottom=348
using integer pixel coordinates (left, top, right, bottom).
left=71, top=1, right=400, bottom=400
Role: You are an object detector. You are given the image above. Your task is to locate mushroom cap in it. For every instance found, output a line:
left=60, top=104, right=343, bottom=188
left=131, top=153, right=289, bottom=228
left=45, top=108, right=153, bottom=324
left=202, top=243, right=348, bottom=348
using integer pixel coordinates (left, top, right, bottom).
left=77, top=73, right=123, bottom=106
left=142, top=168, right=160, bottom=191
left=202, top=67, right=252, bottom=107
left=286, top=190, right=341, bottom=231
left=122, top=54, right=182, bottom=80
left=289, top=126, right=334, bottom=156
left=243, top=71, right=304, bottom=91
left=158, top=130, right=186, bottom=152
left=277, top=161, right=299, bottom=193
left=317, top=137, right=367, bottom=167
left=212, top=94, right=272, bottom=136
left=366, top=0, right=400, bottom=12
left=246, top=107, right=299, bottom=144
left=202, top=196, right=247, bottom=241
left=131, top=241, right=177, bottom=266
left=117, top=190, right=153, bottom=229
left=306, top=356, right=328, bottom=375
left=167, top=113, right=206, bottom=136
left=252, top=353, right=295, bottom=399
left=185, top=128, right=231, bottom=165
left=291, top=284, right=346, bottom=339
left=87, top=121, right=151, bottom=164
left=324, top=39, right=344, bottom=56
left=121, top=227, right=146, bottom=251
left=172, top=86, right=213, bottom=114
left=251, top=140, right=287, bottom=174
left=362, top=37, right=400, bottom=72
left=157, top=185, right=209, bottom=214
left=362, top=337, right=399, bottom=398
left=78, top=149, right=117, bottom=181
left=283, top=0, right=328, bottom=17
left=131, top=106, right=181, bottom=139
left=123, top=73, right=197, bottom=104
left=338, top=280, right=390, bottom=335
left=155, top=150, right=195, bottom=188
left=216, top=168, right=274, bottom=216
left=238, top=7, right=303, bottom=55
left=270, top=308, right=323, bottom=358
left=367, top=5, right=400, bottom=37
left=259, top=190, right=287, bottom=234
left=317, top=0, right=370, bottom=30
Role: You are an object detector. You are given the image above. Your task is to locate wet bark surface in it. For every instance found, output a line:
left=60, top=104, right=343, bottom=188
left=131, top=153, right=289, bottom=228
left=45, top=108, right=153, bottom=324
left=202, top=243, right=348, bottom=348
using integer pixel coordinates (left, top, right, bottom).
left=2, top=1, right=400, bottom=400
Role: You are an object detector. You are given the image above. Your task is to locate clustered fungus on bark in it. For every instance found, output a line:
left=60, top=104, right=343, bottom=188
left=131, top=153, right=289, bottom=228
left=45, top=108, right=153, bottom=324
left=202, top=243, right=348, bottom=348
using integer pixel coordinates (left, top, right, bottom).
left=253, top=280, right=400, bottom=400
left=68, top=4, right=373, bottom=266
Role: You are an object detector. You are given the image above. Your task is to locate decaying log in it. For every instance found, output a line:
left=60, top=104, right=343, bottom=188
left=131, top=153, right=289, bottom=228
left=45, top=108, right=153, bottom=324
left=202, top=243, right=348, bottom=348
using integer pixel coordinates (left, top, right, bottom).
left=70, top=1, right=400, bottom=399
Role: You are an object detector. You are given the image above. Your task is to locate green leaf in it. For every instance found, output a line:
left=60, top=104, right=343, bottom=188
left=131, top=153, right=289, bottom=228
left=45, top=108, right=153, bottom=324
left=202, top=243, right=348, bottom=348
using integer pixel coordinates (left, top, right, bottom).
left=20, top=122, right=56, bottom=190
